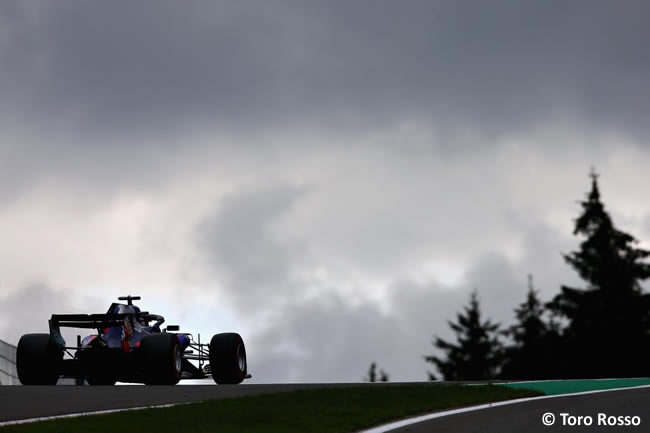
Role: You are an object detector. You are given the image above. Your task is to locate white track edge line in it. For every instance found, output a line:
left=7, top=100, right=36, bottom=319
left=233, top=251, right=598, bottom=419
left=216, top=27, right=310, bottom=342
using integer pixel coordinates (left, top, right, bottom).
left=0, top=401, right=193, bottom=427
left=358, top=384, right=650, bottom=433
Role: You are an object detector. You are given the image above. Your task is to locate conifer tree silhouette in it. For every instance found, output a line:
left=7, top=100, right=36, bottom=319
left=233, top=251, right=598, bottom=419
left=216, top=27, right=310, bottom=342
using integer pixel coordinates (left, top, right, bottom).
left=548, top=170, right=650, bottom=377
left=501, top=275, right=558, bottom=379
left=426, top=291, right=502, bottom=380
left=365, top=362, right=377, bottom=382
left=365, top=362, right=390, bottom=382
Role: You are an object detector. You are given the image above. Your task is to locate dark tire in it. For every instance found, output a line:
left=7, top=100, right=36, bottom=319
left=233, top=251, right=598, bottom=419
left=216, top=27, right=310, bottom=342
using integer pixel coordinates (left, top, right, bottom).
left=140, top=333, right=182, bottom=385
left=209, top=333, right=247, bottom=385
left=16, top=334, right=62, bottom=385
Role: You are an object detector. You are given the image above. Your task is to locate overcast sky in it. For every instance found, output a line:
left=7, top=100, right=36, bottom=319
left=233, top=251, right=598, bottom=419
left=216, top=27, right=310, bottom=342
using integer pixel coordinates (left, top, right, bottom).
left=2, top=1, right=650, bottom=383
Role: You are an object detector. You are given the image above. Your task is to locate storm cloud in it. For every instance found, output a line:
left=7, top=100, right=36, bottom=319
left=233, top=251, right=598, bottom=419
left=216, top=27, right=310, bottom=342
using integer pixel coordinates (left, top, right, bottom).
left=3, top=1, right=650, bottom=138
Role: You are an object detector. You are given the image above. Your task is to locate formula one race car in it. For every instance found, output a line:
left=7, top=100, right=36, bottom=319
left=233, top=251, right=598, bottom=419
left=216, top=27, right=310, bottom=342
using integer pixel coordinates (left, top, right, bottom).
left=16, top=295, right=250, bottom=385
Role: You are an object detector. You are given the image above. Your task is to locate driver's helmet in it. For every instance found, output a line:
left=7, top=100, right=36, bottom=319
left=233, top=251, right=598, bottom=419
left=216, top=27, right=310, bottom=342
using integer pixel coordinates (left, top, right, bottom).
left=131, top=305, right=149, bottom=326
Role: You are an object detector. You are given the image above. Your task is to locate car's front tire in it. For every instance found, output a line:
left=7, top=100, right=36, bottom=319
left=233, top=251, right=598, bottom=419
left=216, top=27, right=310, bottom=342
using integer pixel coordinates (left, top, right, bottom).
left=209, top=333, right=247, bottom=385
left=16, top=334, right=62, bottom=385
left=140, top=333, right=182, bottom=385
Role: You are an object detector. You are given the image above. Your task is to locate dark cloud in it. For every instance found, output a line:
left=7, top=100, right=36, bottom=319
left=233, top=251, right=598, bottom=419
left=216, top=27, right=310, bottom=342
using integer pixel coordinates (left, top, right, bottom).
left=195, top=184, right=310, bottom=312
left=2, top=1, right=650, bottom=139
left=2, top=0, right=649, bottom=204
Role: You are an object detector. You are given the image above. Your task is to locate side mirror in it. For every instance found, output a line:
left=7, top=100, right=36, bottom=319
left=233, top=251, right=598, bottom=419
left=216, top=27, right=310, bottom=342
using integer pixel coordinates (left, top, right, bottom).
left=166, top=325, right=180, bottom=332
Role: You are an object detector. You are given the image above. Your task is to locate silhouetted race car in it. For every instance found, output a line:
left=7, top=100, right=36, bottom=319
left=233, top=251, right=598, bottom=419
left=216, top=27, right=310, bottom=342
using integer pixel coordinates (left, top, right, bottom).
left=16, top=295, right=250, bottom=385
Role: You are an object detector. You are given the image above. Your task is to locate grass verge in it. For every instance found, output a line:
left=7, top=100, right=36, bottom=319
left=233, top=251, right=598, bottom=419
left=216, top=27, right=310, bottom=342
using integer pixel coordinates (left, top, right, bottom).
left=1, top=384, right=541, bottom=433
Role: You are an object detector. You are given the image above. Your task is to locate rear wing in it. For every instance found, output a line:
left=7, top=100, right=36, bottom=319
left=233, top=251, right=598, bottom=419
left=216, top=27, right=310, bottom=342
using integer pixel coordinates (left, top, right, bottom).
left=50, top=313, right=132, bottom=329
left=48, top=312, right=161, bottom=349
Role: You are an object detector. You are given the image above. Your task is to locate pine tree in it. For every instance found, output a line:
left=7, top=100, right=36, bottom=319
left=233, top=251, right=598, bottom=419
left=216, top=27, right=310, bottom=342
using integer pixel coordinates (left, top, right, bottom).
left=501, top=275, right=557, bottom=379
left=425, top=291, right=502, bottom=380
left=365, top=362, right=377, bottom=382
left=365, top=362, right=389, bottom=382
left=548, top=170, right=650, bottom=377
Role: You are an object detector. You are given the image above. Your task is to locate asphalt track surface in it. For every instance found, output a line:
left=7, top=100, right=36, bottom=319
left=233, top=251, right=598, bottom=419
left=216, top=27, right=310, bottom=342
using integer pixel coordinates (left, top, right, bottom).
left=0, top=383, right=355, bottom=423
left=390, top=387, right=650, bottom=432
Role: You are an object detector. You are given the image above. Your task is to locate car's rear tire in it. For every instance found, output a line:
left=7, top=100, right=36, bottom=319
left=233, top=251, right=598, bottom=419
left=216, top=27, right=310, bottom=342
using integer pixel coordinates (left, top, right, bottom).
left=209, top=333, right=247, bottom=385
left=140, top=333, right=182, bottom=385
left=17, top=334, right=62, bottom=385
